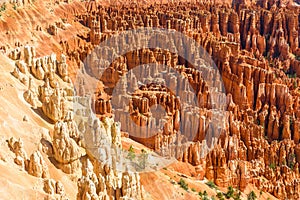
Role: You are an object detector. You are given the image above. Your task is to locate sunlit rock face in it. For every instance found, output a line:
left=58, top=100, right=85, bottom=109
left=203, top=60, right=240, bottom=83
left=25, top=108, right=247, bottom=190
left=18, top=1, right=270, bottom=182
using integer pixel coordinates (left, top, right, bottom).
left=0, top=0, right=299, bottom=199
left=74, top=1, right=300, bottom=199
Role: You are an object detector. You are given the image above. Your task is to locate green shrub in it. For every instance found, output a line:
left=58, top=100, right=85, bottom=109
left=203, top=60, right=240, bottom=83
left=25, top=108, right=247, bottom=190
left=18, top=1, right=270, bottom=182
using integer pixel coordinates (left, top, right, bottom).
left=287, top=72, right=297, bottom=78
left=288, top=154, right=296, bottom=169
left=269, top=163, right=276, bottom=170
left=199, top=190, right=209, bottom=199
left=290, top=154, right=296, bottom=159
left=128, top=145, right=134, bottom=152
left=217, top=192, right=225, bottom=200
left=294, top=81, right=298, bottom=89
left=0, top=3, right=6, bottom=12
left=289, top=161, right=295, bottom=170
left=137, top=149, right=148, bottom=169
left=202, top=191, right=208, bottom=199
left=225, top=186, right=234, bottom=199
left=178, top=178, right=188, bottom=191
left=206, top=180, right=218, bottom=189
left=191, top=188, right=196, bottom=192
left=233, top=191, right=242, bottom=200
left=126, top=145, right=136, bottom=161
left=199, top=191, right=203, bottom=197
left=282, top=160, right=287, bottom=166
left=247, top=191, right=257, bottom=200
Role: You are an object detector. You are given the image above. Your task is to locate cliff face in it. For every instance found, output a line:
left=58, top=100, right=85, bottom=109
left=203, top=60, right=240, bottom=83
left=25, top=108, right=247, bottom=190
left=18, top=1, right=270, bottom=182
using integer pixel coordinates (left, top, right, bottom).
left=0, top=0, right=299, bottom=199
left=72, top=1, right=300, bottom=199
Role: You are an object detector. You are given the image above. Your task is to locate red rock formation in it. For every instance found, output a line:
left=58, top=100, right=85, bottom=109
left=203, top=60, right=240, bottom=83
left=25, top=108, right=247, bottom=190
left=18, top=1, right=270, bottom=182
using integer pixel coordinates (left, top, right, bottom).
left=2, top=0, right=299, bottom=199
left=71, top=1, right=300, bottom=198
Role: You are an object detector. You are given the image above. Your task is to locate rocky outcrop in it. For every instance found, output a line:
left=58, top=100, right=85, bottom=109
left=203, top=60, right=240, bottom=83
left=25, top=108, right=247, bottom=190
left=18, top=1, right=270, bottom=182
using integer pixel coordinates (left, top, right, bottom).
left=8, top=138, right=51, bottom=179
left=27, top=150, right=50, bottom=178
left=8, top=137, right=28, bottom=168
left=57, top=54, right=70, bottom=83
left=52, top=119, right=82, bottom=173
left=23, top=76, right=39, bottom=109
left=63, top=111, right=82, bottom=144
left=4, top=0, right=300, bottom=199
left=44, top=179, right=67, bottom=199
left=77, top=157, right=144, bottom=200
left=42, top=87, right=67, bottom=122
left=72, top=1, right=300, bottom=199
